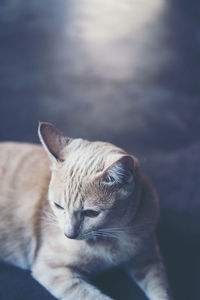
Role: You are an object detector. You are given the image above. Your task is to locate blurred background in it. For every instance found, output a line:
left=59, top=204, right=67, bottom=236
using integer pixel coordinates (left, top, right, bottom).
left=0, top=0, right=200, bottom=299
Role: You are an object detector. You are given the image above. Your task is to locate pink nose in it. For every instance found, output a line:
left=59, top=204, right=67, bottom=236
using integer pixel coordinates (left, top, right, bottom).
left=64, top=228, right=79, bottom=239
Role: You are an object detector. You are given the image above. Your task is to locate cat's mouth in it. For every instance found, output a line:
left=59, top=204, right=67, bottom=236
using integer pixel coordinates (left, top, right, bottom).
left=64, top=228, right=123, bottom=241
left=65, top=233, right=97, bottom=241
left=64, top=232, right=104, bottom=241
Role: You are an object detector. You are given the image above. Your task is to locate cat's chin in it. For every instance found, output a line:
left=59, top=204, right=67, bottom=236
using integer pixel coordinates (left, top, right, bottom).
left=64, top=234, right=101, bottom=242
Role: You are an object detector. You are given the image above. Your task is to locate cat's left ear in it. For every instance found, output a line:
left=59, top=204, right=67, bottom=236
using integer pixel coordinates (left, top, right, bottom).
left=102, top=156, right=134, bottom=186
left=38, top=122, right=70, bottom=162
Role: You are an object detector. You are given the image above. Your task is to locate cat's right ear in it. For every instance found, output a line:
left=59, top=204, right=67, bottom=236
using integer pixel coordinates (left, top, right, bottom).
left=38, top=122, right=70, bottom=162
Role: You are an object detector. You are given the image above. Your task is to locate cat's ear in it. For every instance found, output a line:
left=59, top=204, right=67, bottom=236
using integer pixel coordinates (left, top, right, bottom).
left=102, top=156, right=134, bottom=186
left=38, top=122, right=70, bottom=162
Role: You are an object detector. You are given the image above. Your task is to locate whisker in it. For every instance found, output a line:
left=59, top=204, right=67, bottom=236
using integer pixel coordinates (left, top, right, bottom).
left=94, top=221, right=155, bottom=237
left=90, top=230, right=121, bottom=239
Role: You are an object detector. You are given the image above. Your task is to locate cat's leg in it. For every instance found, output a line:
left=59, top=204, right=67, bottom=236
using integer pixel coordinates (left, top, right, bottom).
left=126, top=242, right=173, bottom=300
left=32, top=256, right=113, bottom=300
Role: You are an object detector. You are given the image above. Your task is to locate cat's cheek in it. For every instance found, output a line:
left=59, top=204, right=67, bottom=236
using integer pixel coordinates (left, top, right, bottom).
left=53, top=211, right=65, bottom=231
left=80, top=219, right=93, bottom=234
left=83, top=215, right=105, bottom=232
left=58, top=221, right=65, bottom=233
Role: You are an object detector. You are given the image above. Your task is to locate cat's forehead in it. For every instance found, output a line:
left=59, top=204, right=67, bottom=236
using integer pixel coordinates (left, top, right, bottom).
left=62, top=139, right=125, bottom=174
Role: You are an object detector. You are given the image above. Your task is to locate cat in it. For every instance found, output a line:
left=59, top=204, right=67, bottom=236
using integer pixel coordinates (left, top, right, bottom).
left=0, top=122, right=172, bottom=300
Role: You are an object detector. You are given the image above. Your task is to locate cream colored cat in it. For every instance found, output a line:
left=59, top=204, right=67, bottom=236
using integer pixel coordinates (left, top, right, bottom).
left=0, top=122, right=172, bottom=300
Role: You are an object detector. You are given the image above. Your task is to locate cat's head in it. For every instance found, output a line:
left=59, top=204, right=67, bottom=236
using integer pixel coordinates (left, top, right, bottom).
left=39, top=122, right=139, bottom=241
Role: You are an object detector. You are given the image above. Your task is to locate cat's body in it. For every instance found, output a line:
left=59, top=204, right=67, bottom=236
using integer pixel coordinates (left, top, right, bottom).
left=0, top=142, right=50, bottom=269
left=0, top=123, right=172, bottom=300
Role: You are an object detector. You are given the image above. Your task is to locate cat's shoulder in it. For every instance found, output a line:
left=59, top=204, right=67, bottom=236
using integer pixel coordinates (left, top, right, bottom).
left=0, top=141, right=46, bottom=158
left=0, top=141, right=42, bottom=150
left=0, top=141, right=50, bottom=175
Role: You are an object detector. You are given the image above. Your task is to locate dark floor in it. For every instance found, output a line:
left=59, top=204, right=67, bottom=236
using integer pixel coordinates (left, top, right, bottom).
left=0, top=0, right=200, bottom=299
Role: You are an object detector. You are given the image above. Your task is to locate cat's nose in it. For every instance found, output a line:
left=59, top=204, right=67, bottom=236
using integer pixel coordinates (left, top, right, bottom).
left=64, top=231, right=78, bottom=239
left=64, top=227, right=79, bottom=239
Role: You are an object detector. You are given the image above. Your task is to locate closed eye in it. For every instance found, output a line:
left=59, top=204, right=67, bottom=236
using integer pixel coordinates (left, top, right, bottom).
left=54, top=202, right=64, bottom=210
left=83, top=210, right=100, bottom=218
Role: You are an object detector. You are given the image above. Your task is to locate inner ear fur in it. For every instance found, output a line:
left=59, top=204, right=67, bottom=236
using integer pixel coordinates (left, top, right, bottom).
left=38, top=122, right=70, bottom=161
left=103, top=155, right=134, bottom=185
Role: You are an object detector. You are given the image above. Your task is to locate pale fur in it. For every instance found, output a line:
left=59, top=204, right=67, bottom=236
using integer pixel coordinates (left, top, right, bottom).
left=0, top=123, right=172, bottom=300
